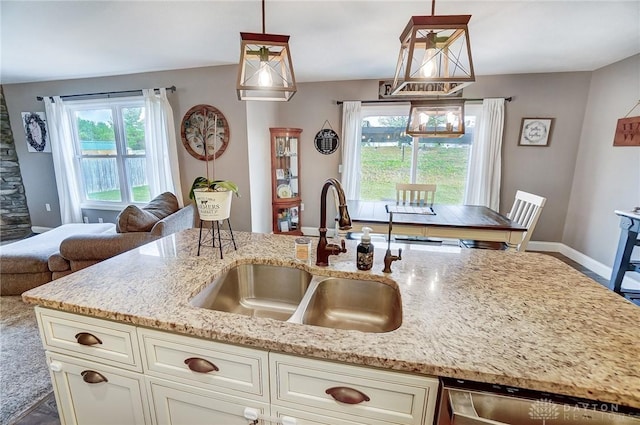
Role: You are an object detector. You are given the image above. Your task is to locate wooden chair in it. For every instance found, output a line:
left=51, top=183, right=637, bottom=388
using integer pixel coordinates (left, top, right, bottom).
left=461, top=190, right=547, bottom=252
left=396, top=183, right=437, bottom=206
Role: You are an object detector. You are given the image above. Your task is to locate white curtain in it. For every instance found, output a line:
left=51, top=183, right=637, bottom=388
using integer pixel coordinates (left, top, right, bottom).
left=340, top=101, right=362, bottom=200
left=44, top=97, right=83, bottom=224
left=143, top=88, right=184, bottom=206
left=464, top=98, right=505, bottom=211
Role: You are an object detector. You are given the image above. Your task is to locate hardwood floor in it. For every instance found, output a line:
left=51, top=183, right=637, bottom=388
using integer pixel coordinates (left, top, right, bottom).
left=6, top=252, right=623, bottom=425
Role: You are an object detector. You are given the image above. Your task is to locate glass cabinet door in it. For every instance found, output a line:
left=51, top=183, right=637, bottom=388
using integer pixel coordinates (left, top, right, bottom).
left=273, top=135, right=299, bottom=200
left=270, top=128, right=303, bottom=235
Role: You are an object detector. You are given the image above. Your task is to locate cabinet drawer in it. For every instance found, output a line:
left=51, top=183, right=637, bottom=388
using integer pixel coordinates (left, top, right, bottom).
left=270, top=353, right=439, bottom=425
left=138, top=327, right=269, bottom=402
left=36, top=307, right=141, bottom=371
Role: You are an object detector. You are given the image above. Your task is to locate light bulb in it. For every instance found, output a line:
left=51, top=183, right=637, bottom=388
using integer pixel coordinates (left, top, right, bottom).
left=258, top=61, right=273, bottom=87
left=419, top=32, right=438, bottom=78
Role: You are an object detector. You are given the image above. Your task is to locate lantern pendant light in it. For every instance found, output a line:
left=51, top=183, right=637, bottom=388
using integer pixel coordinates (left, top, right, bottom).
left=406, top=99, right=465, bottom=138
left=237, top=0, right=297, bottom=101
left=391, top=0, right=475, bottom=96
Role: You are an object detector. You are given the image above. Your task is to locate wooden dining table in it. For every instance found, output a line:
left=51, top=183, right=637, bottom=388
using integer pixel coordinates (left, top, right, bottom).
left=346, top=200, right=528, bottom=250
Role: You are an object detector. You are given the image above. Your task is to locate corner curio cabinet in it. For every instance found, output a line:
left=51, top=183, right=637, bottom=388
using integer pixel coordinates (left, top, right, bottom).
left=270, top=128, right=302, bottom=235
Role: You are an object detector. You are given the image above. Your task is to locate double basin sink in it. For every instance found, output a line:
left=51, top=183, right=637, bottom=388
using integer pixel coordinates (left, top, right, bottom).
left=190, top=263, right=402, bottom=333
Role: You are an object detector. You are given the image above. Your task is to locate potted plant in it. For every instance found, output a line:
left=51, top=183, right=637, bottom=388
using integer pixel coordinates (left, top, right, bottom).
left=187, top=109, right=240, bottom=221
left=189, top=177, right=240, bottom=221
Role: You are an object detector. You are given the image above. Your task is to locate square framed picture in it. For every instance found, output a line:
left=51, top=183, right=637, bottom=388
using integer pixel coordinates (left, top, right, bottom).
left=518, top=118, right=554, bottom=146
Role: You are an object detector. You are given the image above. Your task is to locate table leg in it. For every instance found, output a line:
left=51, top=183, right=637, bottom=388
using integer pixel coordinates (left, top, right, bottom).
left=609, top=216, right=640, bottom=293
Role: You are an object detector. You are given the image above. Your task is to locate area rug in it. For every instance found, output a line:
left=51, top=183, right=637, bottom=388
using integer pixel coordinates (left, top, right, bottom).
left=1, top=296, right=53, bottom=424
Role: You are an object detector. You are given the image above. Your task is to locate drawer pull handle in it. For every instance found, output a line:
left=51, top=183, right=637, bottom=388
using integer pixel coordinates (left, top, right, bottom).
left=325, top=386, right=370, bottom=404
left=81, top=370, right=108, bottom=384
left=75, top=332, right=102, bottom=346
left=184, top=357, right=219, bottom=373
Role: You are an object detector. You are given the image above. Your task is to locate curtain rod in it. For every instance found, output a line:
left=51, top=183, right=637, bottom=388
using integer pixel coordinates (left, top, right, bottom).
left=36, top=85, right=176, bottom=101
left=336, top=96, right=513, bottom=105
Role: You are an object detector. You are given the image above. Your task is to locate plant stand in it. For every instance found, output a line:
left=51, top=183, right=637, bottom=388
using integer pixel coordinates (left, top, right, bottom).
left=197, top=219, right=237, bottom=259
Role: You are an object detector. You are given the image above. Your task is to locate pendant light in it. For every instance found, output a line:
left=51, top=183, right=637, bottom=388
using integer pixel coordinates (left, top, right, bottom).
left=391, top=0, right=475, bottom=96
left=236, top=0, right=297, bottom=101
left=406, top=99, right=465, bottom=137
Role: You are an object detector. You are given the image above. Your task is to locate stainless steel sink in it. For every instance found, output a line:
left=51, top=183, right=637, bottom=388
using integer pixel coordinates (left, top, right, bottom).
left=298, top=277, right=403, bottom=333
left=190, top=264, right=313, bottom=321
left=191, top=264, right=403, bottom=332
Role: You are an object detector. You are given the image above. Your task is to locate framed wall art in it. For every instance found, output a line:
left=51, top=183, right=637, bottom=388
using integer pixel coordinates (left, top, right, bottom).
left=180, top=104, right=230, bottom=161
left=22, top=111, right=51, bottom=153
left=518, top=118, right=554, bottom=146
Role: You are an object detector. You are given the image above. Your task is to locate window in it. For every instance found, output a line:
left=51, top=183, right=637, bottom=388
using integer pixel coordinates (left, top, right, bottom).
left=67, top=98, right=151, bottom=208
left=359, top=103, right=480, bottom=204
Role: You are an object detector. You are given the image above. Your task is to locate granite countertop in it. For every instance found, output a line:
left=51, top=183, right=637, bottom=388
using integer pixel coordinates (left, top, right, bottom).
left=22, top=230, right=640, bottom=409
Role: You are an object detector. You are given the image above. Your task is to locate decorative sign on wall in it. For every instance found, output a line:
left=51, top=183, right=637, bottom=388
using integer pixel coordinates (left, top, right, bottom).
left=314, top=120, right=339, bottom=155
left=180, top=104, right=230, bottom=161
left=613, top=117, right=640, bottom=146
left=518, top=118, right=554, bottom=147
left=613, top=102, right=640, bottom=146
left=22, top=112, right=50, bottom=153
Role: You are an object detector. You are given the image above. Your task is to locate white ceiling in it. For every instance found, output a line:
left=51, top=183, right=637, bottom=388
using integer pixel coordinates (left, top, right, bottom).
left=1, top=0, right=639, bottom=85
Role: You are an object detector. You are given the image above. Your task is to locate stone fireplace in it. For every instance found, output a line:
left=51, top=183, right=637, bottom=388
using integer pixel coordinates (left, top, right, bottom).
left=0, top=85, right=32, bottom=240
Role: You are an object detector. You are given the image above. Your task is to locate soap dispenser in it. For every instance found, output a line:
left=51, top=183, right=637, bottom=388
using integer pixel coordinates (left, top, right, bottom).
left=357, top=227, right=374, bottom=270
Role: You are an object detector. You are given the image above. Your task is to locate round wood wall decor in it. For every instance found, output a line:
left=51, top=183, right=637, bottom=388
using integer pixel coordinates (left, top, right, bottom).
left=181, top=104, right=230, bottom=161
left=314, top=128, right=339, bottom=155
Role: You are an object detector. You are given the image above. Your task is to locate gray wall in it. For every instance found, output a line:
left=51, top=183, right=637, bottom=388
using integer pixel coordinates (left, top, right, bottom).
left=3, top=58, right=637, bottom=259
left=564, top=55, right=640, bottom=266
left=3, top=65, right=254, bottom=231
left=464, top=72, right=592, bottom=241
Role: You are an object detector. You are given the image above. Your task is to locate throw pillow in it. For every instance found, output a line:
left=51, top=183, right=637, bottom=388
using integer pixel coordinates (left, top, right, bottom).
left=143, top=192, right=179, bottom=220
left=116, top=192, right=179, bottom=233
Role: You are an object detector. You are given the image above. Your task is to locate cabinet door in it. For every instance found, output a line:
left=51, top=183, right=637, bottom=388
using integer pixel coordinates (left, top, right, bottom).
left=270, top=128, right=303, bottom=235
left=147, top=377, right=270, bottom=425
left=47, top=352, right=150, bottom=425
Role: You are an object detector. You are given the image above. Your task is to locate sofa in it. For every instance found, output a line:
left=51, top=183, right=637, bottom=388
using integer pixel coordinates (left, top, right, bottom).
left=0, top=223, right=115, bottom=295
left=0, top=192, right=195, bottom=295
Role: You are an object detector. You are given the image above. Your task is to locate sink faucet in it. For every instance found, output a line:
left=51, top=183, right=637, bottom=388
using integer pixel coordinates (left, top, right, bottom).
left=316, top=178, right=352, bottom=266
left=383, top=212, right=402, bottom=273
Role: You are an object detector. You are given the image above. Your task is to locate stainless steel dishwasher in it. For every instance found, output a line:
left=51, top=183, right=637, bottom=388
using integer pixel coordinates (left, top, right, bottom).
left=436, top=378, right=640, bottom=425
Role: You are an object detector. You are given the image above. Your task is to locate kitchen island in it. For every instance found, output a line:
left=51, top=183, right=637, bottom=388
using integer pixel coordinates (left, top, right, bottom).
left=23, top=230, right=640, bottom=418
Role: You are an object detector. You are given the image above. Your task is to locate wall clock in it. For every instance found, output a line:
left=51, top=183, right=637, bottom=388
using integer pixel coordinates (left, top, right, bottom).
left=181, top=104, right=230, bottom=161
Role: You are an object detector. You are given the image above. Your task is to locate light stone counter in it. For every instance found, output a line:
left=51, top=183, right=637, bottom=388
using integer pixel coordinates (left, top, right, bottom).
left=22, top=230, right=640, bottom=409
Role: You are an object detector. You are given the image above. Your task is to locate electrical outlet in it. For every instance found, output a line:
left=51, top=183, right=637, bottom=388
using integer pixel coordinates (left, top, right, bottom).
left=98, top=218, right=103, bottom=223
left=45, top=203, right=51, bottom=212
left=83, top=217, right=89, bottom=223
left=300, top=203, right=304, bottom=211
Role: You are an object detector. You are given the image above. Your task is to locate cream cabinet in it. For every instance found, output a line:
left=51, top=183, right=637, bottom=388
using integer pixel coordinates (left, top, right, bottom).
left=36, top=307, right=439, bottom=425
left=270, top=353, right=439, bottom=425
left=146, top=377, right=269, bottom=425
left=46, top=352, right=150, bottom=425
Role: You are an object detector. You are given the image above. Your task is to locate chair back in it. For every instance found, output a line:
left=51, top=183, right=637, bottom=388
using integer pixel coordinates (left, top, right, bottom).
left=507, top=190, right=547, bottom=251
left=396, top=183, right=437, bottom=206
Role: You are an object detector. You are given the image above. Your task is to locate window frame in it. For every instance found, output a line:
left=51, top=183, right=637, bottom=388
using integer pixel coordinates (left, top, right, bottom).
left=358, top=102, right=481, bottom=203
left=66, top=96, right=148, bottom=211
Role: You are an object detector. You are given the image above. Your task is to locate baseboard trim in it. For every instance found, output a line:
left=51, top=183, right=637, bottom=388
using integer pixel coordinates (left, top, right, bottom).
left=31, top=226, right=53, bottom=234
left=517, top=241, right=640, bottom=290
